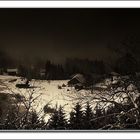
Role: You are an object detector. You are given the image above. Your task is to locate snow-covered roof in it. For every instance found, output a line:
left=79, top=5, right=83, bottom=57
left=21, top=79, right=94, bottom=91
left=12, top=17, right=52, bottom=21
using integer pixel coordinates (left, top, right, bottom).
left=72, top=74, right=86, bottom=84
left=110, top=72, right=120, bottom=76
left=7, top=68, right=18, bottom=72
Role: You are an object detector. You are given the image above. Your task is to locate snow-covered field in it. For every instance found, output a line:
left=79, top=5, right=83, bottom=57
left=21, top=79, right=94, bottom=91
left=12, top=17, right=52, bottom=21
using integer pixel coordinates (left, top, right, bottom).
left=0, top=75, right=97, bottom=121
left=0, top=75, right=133, bottom=122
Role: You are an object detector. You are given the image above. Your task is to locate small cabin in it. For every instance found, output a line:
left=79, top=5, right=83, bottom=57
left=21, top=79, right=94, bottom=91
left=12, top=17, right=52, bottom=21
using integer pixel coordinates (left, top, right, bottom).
left=7, top=68, right=18, bottom=76
left=68, top=74, right=86, bottom=89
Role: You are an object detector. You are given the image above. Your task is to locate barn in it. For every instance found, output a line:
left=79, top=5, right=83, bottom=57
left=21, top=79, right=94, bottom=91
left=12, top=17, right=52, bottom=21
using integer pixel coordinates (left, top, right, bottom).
left=68, top=74, right=86, bottom=89
left=7, top=68, right=18, bottom=76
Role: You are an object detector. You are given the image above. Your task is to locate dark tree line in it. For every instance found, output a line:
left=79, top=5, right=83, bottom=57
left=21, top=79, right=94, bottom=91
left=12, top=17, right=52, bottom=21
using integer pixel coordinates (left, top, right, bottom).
left=64, top=58, right=106, bottom=76
left=46, top=102, right=114, bottom=130
left=1, top=49, right=140, bottom=80
left=114, top=53, right=139, bottom=75
left=18, top=59, right=107, bottom=80
left=44, top=59, right=106, bottom=80
left=46, top=102, right=139, bottom=130
left=45, top=60, right=65, bottom=80
left=14, top=55, right=140, bottom=80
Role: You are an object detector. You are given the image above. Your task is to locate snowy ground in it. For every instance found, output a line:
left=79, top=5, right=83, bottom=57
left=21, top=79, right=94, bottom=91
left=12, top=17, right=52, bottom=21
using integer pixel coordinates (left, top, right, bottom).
left=0, top=75, right=132, bottom=122
left=0, top=75, right=95, bottom=121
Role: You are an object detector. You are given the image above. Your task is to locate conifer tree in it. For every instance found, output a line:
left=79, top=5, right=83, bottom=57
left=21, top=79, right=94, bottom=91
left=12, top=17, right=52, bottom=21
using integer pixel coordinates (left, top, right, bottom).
left=48, top=105, right=67, bottom=130
left=93, top=105, right=104, bottom=129
left=23, top=111, right=45, bottom=130
left=83, top=102, right=94, bottom=129
left=57, top=106, right=67, bottom=129
left=48, top=109, right=59, bottom=129
left=69, top=103, right=84, bottom=129
left=69, top=111, right=75, bottom=129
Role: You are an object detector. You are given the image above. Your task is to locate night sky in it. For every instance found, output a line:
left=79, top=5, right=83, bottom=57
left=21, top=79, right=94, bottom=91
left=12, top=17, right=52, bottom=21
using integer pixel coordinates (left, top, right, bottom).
left=0, top=8, right=140, bottom=64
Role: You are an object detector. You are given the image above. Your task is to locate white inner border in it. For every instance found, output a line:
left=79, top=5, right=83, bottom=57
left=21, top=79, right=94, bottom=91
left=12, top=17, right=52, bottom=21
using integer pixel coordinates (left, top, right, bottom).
left=0, top=1, right=140, bottom=139
left=0, top=1, right=140, bottom=8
